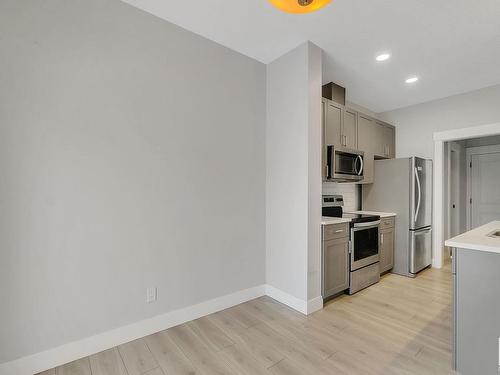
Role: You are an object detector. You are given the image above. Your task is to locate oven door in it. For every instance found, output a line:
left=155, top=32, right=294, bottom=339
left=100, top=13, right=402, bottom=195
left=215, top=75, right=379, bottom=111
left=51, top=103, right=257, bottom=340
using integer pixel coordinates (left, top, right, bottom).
left=351, top=222, right=380, bottom=271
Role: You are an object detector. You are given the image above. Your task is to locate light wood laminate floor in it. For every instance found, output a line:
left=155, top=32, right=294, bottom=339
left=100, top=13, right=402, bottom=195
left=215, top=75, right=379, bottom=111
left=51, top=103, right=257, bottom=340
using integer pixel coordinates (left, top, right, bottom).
left=39, top=263, right=453, bottom=375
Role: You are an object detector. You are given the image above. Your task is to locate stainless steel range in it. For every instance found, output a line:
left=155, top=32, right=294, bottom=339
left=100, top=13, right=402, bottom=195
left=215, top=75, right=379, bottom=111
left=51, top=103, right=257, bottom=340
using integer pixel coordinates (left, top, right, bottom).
left=323, top=195, right=381, bottom=294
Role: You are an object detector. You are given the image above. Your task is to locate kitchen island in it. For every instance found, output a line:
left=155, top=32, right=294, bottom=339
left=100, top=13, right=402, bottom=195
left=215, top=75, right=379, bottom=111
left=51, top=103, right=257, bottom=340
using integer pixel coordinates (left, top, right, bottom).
left=445, top=221, right=500, bottom=375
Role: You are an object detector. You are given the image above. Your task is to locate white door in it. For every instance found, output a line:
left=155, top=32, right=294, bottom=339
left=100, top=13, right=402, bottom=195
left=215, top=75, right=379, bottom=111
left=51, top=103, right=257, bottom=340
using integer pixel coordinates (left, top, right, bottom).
left=471, top=152, right=500, bottom=228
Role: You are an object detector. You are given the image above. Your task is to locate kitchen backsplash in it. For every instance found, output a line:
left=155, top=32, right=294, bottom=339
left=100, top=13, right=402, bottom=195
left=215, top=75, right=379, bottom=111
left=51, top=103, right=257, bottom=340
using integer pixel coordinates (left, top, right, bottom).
left=322, top=182, right=360, bottom=212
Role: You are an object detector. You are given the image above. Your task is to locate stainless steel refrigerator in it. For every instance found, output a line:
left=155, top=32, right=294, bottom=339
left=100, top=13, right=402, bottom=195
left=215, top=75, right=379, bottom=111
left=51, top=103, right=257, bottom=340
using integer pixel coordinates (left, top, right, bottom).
left=363, top=157, right=433, bottom=277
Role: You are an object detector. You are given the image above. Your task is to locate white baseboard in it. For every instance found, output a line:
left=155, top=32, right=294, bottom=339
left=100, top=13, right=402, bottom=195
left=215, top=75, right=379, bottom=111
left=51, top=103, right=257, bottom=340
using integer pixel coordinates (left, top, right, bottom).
left=1, top=283, right=325, bottom=375
left=265, top=284, right=308, bottom=314
left=264, top=285, right=323, bottom=315
left=306, top=295, right=324, bottom=314
left=0, top=285, right=266, bottom=375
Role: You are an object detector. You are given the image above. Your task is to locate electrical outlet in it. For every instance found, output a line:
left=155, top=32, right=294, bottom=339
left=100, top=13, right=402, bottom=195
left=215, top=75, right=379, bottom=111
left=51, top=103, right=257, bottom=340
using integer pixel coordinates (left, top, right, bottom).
left=146, top=287, right=157, bottom=303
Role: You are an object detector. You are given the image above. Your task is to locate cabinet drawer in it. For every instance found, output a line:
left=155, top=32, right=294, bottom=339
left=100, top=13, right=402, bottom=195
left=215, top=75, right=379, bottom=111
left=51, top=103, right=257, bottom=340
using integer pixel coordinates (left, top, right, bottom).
left=323, top=223, right=349, bottom=240
left=380, top=217, right=395, bottom=230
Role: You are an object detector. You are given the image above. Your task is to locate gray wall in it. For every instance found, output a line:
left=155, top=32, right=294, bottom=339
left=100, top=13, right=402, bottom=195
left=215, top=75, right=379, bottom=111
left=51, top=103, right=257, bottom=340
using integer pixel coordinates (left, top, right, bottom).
left=380, top=84, right=500, bottom=159
left=0, top=0, right=266, bottom=363
left=266, top=43, right=309, bottom=302
left=266, top=42, right=322, bottom=304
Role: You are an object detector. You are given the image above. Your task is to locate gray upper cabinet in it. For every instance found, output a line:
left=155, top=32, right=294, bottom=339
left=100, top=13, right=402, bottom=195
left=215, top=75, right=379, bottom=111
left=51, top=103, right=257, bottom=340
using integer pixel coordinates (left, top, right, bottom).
left=358, top=116, right=395, bottom=159
left=374, top=122, right=386, bottom=156
left=325, top=100, right=343, bottom=149
left=382, top=124, right=396, bottom=158
left=376, top=121, right=396, bottom=158
left=358, top=114, right=377, bottom=154
left=354, top=114, right=396, bottom=184
left=342, top=108, right=358, bottom=150
left=322, top=97, right=396, bottom=184
left=323, top=99, right=358, bottom=150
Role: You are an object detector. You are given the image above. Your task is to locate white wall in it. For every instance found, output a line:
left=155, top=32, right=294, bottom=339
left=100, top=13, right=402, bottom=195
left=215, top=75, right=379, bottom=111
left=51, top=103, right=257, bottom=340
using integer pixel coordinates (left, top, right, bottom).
left=380, top=84, right=500, bottom=158
left=306, top=45, right=323, bottom=303
left=266, top=42, right=322, bottom=309
left=0, top=0, right=266, bottom=364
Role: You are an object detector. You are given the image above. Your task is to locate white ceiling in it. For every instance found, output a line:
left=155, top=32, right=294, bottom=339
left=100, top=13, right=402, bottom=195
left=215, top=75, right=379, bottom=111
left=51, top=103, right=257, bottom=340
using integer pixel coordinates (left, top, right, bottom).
left=122, top=0, right=500, bottom=113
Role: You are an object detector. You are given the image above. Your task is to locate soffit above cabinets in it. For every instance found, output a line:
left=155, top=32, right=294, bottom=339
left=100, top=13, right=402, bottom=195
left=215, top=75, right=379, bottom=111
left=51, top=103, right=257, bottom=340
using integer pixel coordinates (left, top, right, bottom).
left=121, top=0, right=500, bottom=113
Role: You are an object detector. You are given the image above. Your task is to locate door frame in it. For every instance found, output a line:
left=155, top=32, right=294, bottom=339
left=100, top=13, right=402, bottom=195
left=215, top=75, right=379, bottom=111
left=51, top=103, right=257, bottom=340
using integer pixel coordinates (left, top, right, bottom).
left=433, top=123, right=500, bottom=269
left=447, top=142, right=462, bottom=241
left=466, top=144, right=500, bottom=230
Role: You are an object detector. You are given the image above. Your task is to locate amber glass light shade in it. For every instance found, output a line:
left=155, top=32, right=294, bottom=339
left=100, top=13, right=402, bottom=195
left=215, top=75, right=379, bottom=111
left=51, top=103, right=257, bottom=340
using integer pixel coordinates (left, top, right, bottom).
left=269, top=0, right=332, bottom=14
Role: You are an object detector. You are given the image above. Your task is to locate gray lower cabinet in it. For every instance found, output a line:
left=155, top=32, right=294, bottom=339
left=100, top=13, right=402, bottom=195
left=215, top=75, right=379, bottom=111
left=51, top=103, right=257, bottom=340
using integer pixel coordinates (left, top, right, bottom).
left=453, top=247, right=500, bottom=374
left=379, top=217, right=395, bottom=274
left=322, top=223, right=350, bottom=298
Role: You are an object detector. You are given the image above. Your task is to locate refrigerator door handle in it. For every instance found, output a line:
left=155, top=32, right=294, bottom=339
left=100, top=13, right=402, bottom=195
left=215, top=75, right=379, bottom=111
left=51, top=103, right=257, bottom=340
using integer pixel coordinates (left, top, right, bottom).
left=414, top=167, right=422, bottom=223
left=414, top=226, right=432, bottom=234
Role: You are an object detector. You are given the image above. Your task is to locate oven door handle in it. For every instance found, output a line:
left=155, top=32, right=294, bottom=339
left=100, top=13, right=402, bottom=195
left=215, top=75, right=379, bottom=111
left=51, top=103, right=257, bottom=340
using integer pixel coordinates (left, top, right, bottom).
left=352, top=220, right=381, bottom=229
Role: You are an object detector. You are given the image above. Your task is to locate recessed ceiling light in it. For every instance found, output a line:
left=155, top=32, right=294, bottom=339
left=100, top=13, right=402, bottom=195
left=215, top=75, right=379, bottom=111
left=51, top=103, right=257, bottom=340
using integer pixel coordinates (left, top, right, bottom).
left=405, top=76, right=419, bottom=84
left=376, top=53, right=391, bottom=62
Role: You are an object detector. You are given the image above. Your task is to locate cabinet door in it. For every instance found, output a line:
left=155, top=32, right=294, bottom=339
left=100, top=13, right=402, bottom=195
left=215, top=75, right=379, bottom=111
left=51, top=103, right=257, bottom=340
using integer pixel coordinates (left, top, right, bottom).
left=379, top=228, right=394, bottom=273
left=325, top=100, right=343, bottom=149
left=323, top=236, right=349, bottom=297
left=343, top=108, right=358, bottom=150
left=384, top=125, right=395, bottom=158
left=357, top=114, right=377, bottom=154
left=375, top=122, right=396, bottom=158
left=357, top=153, right=374, bottom=184
left=374, top=121, right=387, bottom=157
left=321, top=98, right=328, bottom=180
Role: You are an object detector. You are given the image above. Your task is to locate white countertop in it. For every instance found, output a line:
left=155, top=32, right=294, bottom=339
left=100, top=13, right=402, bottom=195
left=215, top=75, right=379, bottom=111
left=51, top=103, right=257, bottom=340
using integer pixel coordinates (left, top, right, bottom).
left=347, top=210, right=397, bottom=218
left=321, top=217, right=351, bottom=225
left=445, top=221, right=500, bottom=254
left=321, top=211, right=396, bottom=225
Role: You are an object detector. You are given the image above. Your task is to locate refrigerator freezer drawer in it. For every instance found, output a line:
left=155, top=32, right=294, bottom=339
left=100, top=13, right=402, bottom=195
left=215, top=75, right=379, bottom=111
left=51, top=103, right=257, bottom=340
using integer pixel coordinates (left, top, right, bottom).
left=409, top=227, right=432, bottom=274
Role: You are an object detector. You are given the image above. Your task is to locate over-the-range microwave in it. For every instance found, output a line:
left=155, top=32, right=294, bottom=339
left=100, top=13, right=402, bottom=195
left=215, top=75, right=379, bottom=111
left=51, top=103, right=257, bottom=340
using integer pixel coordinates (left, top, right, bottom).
left=326, top=146, right=364, bottom=181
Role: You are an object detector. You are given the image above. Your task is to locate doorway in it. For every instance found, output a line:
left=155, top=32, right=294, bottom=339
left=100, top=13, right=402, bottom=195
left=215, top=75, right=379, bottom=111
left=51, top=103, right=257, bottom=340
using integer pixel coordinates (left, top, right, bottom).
left=433, top=123, right=500, bottom=269
left=467, top=145, right=500, bottom=229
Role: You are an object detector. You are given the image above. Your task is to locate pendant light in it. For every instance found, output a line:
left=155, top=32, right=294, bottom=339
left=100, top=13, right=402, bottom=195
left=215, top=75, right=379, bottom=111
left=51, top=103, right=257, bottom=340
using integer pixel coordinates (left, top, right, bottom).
left=269, top=0, right=332, bottom=14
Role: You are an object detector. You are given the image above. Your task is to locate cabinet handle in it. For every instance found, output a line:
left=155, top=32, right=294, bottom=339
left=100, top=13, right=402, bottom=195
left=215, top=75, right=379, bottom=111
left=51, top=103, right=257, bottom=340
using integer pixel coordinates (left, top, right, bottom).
left=381, top=233, right=384, bottom=244
left=335, top=229, right=344, bottom=233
